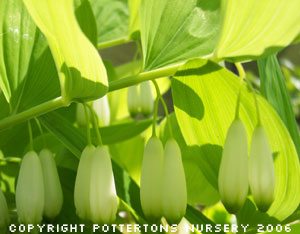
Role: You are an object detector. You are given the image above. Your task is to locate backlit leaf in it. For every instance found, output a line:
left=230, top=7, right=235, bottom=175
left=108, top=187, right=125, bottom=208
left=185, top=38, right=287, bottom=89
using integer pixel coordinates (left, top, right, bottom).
left=215, top=0, right=300, bottom=61
left=172, top=59, right=300, bottom=221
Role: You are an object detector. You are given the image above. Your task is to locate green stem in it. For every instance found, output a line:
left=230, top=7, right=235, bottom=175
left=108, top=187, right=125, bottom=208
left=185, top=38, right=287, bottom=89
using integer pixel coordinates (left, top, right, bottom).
left=87, top=104, right=103, bottom=146
left=152, top=80, right=173, bottom=138
left=98, top=37, right=129, bottom=50
left=245, top=79, right=262, bottom=126
left=234, top=63, right=246, bottom=120
left=0, top=97, right=67, bottom=132
left=34, top=117, right=47, bottom=148
left=0, top=157, right=21, bottom=163
left=152, top=96, right=160, bottom=137
left=108, top=63, right=181, bottom=92
left=28, top=120, right=34, bottom=151
left=83, top=103, right=92, bottom=145
left=0, top=64, right=182, bottom=132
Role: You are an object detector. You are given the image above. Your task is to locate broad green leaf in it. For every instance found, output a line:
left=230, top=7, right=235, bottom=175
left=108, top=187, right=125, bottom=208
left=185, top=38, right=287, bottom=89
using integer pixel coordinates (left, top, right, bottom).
left=128, top=0, right=141, bottom=40
left=215, top=0, right=300, bottom=61
left=75, top=0, right=98, bottom=47
left=141, top=0, right=221, bottom=71
left=40, top=111, right=153, bottom=152
left=258, top=55, right=300, bottom=158
left=172, top=59, right=300, bottom=221
left=91, top=0, right=129, bottom=44
left=23, top=0, right=108, bottom=102
left=0, top=1, right=11, bottom=102
left=0, top=0, right=36, bottom=105
left=159, top=114, right=219, bottom=206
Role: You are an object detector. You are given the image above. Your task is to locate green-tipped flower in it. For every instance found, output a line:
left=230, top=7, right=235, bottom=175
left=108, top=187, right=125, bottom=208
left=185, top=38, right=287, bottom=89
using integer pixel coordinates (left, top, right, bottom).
left=140, top=137, right=164, bottom=221
left=249, top=126, right=276, bottom=212
left=93, top=95, right=110, bottom=126
left=0, top=188, right=10, bottom=231
left=76, top=103, right=90, bottom=126
left=16, top=151, right=44, bottom=224
left=89, top=146, right=118, bottom=224
left=40, top=149, right=63, bottom=219
left=127, top=85, right=140, bottom=118
left=74, top=145, right=95, bottom=220
left=161, top=139, right=187, bottom=224
left=218, top=119, right=249, bottom=214
left=74, top=145, right=118, bottom=223
left=140, top=81, right=154, bottom=117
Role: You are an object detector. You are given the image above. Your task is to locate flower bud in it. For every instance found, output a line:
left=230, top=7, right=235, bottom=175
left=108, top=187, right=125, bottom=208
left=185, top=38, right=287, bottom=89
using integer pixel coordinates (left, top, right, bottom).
left=218, top=119, right=249, bottom=214
left=161, top=139, right=187, bottom=224
left=140, top=81, right=154, bottom=117
left=127, top=85, right=140, bottom=118
left=40, top=149, right=63, bottom=219
left=89, top=146, right=118, bottom=224
left=140, top=137, right=164, bottom=221
left=93, top=95, right=110, bottom=126
left=16, top=151, right=44, bottom=224
left=76, top=103, right=90, bottom=126
left=249, top=126, right=276, bottom=212
left=0, top=188, right=10, bottom=231
left=74, top=145, right=95, bottom=220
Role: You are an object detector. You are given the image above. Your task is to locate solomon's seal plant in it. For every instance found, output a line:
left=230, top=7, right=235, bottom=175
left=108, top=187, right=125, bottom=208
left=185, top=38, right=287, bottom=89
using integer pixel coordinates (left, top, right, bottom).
left=161, top=139, right=187, bottom=224
left=16, top=150, right=45, bottom=224
left=140, top=136, right=164, bottom=221
left=0, top=188, right=9, bottom=232
left=127, top=85, right=140, bottom=118
left=39, top=148, right=63, bottom=220
left=74, top=104, right=118, bottom=223
left=140, top=81, right=154, bottom=117
left=1, top=0, right=300, bottom=232
left=218, top=119, right=249, bottom=214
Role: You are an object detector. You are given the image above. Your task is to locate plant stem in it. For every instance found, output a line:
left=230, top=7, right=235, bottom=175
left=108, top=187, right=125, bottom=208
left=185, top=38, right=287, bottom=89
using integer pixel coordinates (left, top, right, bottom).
left=28, top=120, right=34, bottom=151
left=152, top=96, right=160, bottom=137
left=152, top=80, right=173, bottom=138
left=108, top=63, right=182, bottom=92
left=0, top=63, right=182, bottom=132
left=83, top=103, right=92, bottom=145
left=0, top=97, right=67, bottom=131
left=34, top=117, right=47, bottom=148
left=245, top=79, right=262, bottom=126
left=98, top=37, right=129, bottom=50
left=87, top=104, right=103, bottom=146
left=234, top=63, right=246, bottom=120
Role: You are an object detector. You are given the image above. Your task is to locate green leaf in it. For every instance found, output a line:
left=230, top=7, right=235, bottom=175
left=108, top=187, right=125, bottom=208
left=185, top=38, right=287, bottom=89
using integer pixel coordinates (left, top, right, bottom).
left=39, top=111, right=153, bottom=154
left=258, top=55, right=300, bottom=158
left=74, top=0, right=98, bottom=47
left=128, top=0, right=141, bottom=40
left=0, top=1, right=11, bottom=102
left=23, top=0, right=108, bottom=102
left=215, top=0, right=300, bottom=61
left=172, top=59, right=300, bottom=221
left=140, top=0, right=221, bottom=71
left=0, top=0, right=36, bottom=105
left=91, top=0, right=129, bottom=44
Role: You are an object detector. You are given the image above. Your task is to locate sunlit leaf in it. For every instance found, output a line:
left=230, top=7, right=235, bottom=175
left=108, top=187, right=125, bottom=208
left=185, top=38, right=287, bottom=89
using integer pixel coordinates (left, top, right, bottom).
left=215, top=0, right=300, bottom=61
left=141, top=0, right=221, bottom=71
left=23, top=0, right=108, bottom=102
left=91, top=0, right=129, bottom=44
left=172, top=59, right=300, bottom=221
left=258, top=55, right=300, bottom=158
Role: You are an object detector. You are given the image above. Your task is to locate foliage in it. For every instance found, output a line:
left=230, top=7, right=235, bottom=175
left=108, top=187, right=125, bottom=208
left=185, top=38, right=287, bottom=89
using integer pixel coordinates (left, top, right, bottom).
left=1, top=0, right=300, bottom=233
